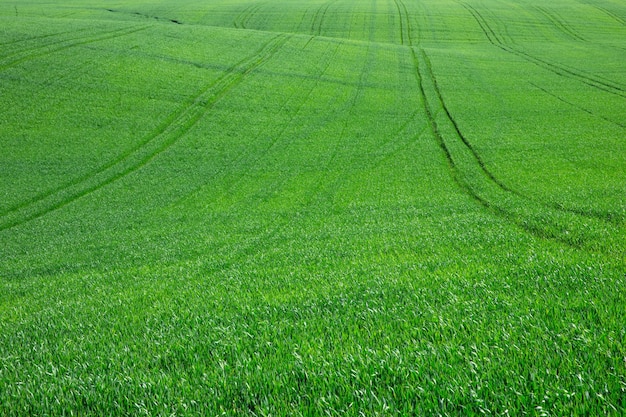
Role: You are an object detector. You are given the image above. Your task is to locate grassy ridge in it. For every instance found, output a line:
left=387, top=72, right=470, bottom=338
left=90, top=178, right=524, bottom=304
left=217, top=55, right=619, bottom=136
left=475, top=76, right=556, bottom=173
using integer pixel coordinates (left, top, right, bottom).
left=0, top=0, right=625, bottom=415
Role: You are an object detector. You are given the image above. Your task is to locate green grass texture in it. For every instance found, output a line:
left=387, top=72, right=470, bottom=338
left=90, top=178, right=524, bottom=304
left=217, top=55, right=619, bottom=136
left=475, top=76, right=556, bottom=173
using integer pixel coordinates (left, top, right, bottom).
left=0, top=0, right=624, bottom=415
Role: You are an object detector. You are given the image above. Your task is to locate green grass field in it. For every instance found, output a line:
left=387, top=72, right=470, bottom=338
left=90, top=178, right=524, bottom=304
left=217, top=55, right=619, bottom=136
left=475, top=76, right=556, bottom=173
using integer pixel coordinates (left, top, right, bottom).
left=1, top=0, right=625, bottom=415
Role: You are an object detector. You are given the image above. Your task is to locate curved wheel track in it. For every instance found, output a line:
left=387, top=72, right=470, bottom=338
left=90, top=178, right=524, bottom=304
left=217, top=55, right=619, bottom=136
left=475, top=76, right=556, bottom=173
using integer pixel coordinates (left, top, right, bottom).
left=395, top=0, right=622, bottom=253
left=310, top=0, right=338, bottom=37
left=534, top=6, right=586, bottom=42
left=0, top=35, right=289, bottom=232
left=233, top=3, right=265, bottom=29
left=0, top=25, right=149, bottom=72
left=459, top=1, right=625, bottom=98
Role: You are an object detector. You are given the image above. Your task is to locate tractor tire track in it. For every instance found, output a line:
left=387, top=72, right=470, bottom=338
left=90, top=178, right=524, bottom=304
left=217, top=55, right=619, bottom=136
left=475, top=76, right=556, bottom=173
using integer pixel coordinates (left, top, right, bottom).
left=197, top=39, right=345, bottom=207
left=420, top=51, right=515, bottom=194
left=248, top=40, right=344, bottom=169
left=105, top=8, right=182, bottom=25
left=322, top=0, right=378, bottom=171
left=530, top=82, right=625, bottom=130
left=587, top=4, right=626, bottom=26
left=392, top=0, right=410, bottom=46
left=168, top=37, right=350, bottom=210
left=458, top=1, right=626, bottom=98
left=431, top=2, right=623, bottom=228
left=361, top=109, right=429, bottom=176
left=527, top=81, right=625, bottom=225
left=310, top=0, right=337, bottom=37
left=393, top=0, right=413, bottom=47
left=0, top=35, right=289, bottom=232
left=296, top=7, right=314, bottom=35
left=0, top=27, right=115, bottom=61
left=412, top=46, right=618, bottom=251
left=0, top=28, right=88, bottom=51
left=398, top=0, right=602, bottom=201
left=396, top=0, right=621, bottom=252
left=0, top=25, right=149, bottom=72
left=233, top=3, right=264, bottom=29
left=535, top=6, right=586, bottom=42
left=395, top=0, right=500, bottom=189
left=532, top=4, right=626, bottom=53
